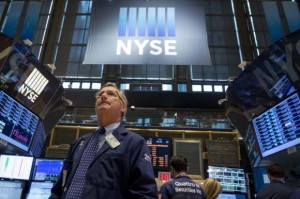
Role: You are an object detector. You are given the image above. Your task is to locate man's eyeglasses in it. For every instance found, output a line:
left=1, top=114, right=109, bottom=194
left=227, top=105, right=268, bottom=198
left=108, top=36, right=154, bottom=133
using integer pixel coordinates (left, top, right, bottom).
left=95, top=90, right=124, bottom=104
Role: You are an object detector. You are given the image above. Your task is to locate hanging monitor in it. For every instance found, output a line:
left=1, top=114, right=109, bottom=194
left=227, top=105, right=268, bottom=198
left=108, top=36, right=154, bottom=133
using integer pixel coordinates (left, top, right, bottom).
left=0, top=90, right=40, bottom=153
left=207, top=165, right=247, bottom=193
left=0, top=154, right=34, bottom=180
left=29, top=121, right=46, bottom=157
left=0, top=32, right=66, bottom=139
left=0, top=39, right=63, bottom=119
left=244, top=124, right=262, bottom=167
left=252, top=91, right=300, bottom=158
left=225, top=29, right=300, bottom=135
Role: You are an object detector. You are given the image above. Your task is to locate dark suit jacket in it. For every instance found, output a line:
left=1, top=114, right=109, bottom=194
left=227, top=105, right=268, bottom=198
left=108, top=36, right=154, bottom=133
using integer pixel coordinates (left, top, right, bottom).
left=50, top=125, right=158, bottom=199
left=256, top=179, right=295, bottom=199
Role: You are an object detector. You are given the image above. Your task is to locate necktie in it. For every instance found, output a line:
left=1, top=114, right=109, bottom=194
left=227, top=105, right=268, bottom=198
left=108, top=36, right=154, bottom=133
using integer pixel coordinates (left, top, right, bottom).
left=65, top=128, right=105, bottom=199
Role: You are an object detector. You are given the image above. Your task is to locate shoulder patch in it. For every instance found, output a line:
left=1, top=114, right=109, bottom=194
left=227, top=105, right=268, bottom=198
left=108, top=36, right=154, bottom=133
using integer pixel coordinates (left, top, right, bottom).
left=144, top=153, right=151, bottom=163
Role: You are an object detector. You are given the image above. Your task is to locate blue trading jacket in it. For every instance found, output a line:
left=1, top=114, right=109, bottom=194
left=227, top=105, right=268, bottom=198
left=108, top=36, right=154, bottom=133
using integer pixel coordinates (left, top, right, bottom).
left=50, top=125, right=158, bottom=199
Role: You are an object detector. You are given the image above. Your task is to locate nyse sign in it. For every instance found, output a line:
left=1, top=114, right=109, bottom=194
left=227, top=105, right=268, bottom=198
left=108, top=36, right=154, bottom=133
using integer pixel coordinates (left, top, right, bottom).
left=18, top=68, right=49, bottom=103
left=84, top=0, right=212, bottom=65
left=116, top=39, right=177, bottom=56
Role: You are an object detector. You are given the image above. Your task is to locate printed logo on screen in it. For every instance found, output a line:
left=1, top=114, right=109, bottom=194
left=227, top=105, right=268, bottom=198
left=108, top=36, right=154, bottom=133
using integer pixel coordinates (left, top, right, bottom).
left=117, top=7, right=177, bottom=56
left=18, top=68, right=49, bottom=103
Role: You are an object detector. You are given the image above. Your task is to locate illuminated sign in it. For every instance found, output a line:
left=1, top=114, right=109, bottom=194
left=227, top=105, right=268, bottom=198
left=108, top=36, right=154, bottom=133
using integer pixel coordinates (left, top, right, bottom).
left=84, top=0, right=211, bottom=65
left=19, top=68, right=49, bottom=103
left=116, top=7, right=177, bottom=56
left=158, top=171, right=171, bottom=182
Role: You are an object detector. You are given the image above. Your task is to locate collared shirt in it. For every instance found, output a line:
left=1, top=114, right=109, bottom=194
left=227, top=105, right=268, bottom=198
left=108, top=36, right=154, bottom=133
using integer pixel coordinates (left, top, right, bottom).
left=102, top=122, right=120, bottom=135
left=97, top=122, right=120, bottom=151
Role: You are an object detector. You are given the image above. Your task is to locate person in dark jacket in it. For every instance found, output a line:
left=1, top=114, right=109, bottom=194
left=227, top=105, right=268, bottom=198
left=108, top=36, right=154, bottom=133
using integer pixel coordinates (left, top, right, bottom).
left=159, top=155, right=207, bottom=199
left=50, top=82, right=158, bottom=199
left=256, top=163, right=295, bottom=199
left=290, top=187, right=300, bottom=199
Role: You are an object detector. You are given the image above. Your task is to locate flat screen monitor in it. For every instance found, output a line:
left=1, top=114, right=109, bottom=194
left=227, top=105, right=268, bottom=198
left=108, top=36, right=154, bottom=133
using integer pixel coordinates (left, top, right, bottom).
left=244, top=124, right=262, bottom=167
left=252, top=166, right=270, bottom=193
left=0, top=90, right=40, bottom=152
left=217, top=192, right=247, bottom=199
left=207, top=166, right=247, bottom=193
left=144, top=136, right=172, bottom=174
left=0, top=40, right=62, bottom=119
left=32, top=158, right=64, bottom=182
left=0, top=34, right=65, bottom=140
left=0, top=154, right=34, bottom=180
left=0, top=179, right=25, bottom=199
left=26, top=181, right=54, bottom=199
left=29, top=122, right=46, bottom=157
left=252, top=92, right=300, bottom=157
left=225, top=30, right=300, bottom=134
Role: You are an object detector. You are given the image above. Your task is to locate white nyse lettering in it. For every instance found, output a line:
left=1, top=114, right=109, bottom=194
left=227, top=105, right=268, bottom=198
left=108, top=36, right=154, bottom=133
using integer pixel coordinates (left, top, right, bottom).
left=18, top=84, right=38, bottom=103
left=116, top=39, right=177, bottom=56
left=19, top=84, right=28, bottom=95
left=149, top=40, right=162, bottom=55
left=165, top=40, right=177, bottom=55
left=134, top=40, right=149, bottom=55
left=116, top=40, right=132, bottom=55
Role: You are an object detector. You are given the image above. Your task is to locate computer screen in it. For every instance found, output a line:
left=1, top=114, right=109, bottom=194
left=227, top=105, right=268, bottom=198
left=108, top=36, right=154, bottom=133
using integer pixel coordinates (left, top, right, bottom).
left=0, top=90, right=40, bottom=152
left=26, top=181, right=54, bottom=199
left=144, top=137, right=172, bottom=173
left=0, top=180, right=25, bottom=199
left=32, top=158, right=64, bottom=182
left=29, top=122, right=46, bottom=157
left=252, top=166, right=270, bottom=193
left=252, top=92, right=300, bottom=157
left=207, top=166, right=247, bottom=193
left=0, top=154, right=34, bottom=180
left=0, top=40, right=62, bottom=119
left=244, top=124, right=262, bottom=167
left=225, top=30, right=300, bottom=134
left=217, top=192, right=247, bottom=199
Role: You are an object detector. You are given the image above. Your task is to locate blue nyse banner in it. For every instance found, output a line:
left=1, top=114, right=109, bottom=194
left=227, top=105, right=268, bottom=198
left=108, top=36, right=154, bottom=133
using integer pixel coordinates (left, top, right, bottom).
left=84, top=0, right=211, bottom=65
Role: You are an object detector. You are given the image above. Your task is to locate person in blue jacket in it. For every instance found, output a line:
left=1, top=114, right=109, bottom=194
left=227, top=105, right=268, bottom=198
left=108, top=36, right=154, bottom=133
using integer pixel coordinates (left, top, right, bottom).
left=256, top=163, right=295, bottom=199
left=159, top=155, right=207, bottom=199
left=50, top=82, right=158, bottom=199
left=290, top=187, right=300, bottom=199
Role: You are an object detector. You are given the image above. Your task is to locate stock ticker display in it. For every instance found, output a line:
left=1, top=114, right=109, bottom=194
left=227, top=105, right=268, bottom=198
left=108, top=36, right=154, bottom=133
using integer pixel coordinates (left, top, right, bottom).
left=32, top=158, right=64, bottom=182
left=208, top=166, right=247, bottom=193
left=144, top=137, right=172, bottom=171
left=252, top=92, right=300, bottom=158
left=0, top=90, right=39, bottom=152
left=0, top=33, right=65, bottom=156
